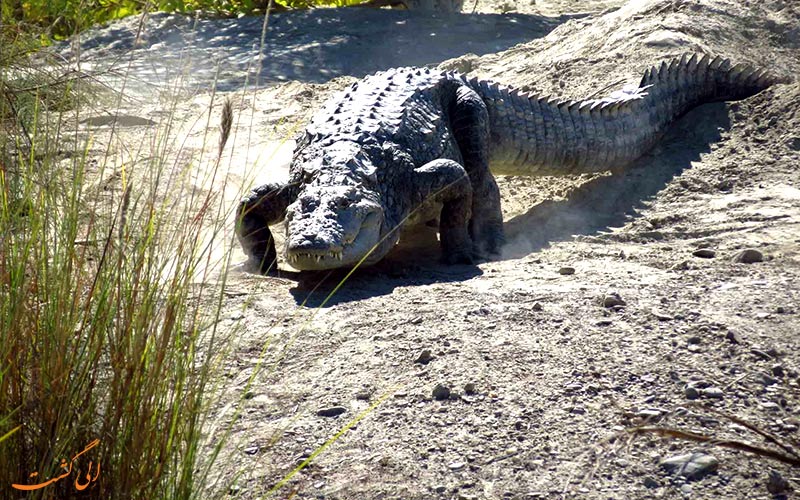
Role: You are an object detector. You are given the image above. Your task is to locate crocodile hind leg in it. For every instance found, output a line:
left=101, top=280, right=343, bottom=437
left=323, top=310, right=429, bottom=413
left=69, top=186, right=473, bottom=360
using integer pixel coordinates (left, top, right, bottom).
left=236, top=181, right=297, bottom=273
left=449, top=85, right=505, bottom=258
left=412, top=159, right=474, bottom=265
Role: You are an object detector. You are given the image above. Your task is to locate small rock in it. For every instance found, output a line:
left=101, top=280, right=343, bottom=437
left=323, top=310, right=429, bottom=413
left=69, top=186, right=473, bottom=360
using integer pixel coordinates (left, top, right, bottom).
left=772, top=365, right=785, bottom=378
left=434, top=485, right=447, bottom=494
left=652, top=309, right=673, bottom=321
left=531, top=302, right=543, bottom=312
left=558, top=266, right=575, bottom=275
left=767, top=469, right=791, bottom=495
left=637, top=409, right=663, bottom=420
left=570, top=406, right=586, bottom=415
left=643, top=476, right=660, bottom=489
left=410, top=315, right=424, bottom=324
left=317, top=406, right=347, bottom=417
left=602, top=293, right=626, bottom=308
left=761, top=402, right=781, bottom=411
left=660, top=452, right=719, bottom=481
left=726, top=331, right=743, bottom=344
left=448, top=461, right=466, bottom=471
left=759, top=373, right=778, bottom=386
left=671, top=260, right=691, bottom=270
left=432, top=384, right=451, bottom=401
left=732, top=248, right=763, bottom=263
left=687, top=335, right=702, bottom=345
left=243, top=446, right=259, bottom=455
left=685, top=386, right=700, bottom=400
left=464, top=382, right=477, bottom=395
left=356, top=389, right=371, bottom=401
left=701, top=387, right=724, bottom=399
left=687, top=344, right=702, bottom=353
left=692, top=249, right=716, bottom=258
left=415, top=349, right=434, bottom=365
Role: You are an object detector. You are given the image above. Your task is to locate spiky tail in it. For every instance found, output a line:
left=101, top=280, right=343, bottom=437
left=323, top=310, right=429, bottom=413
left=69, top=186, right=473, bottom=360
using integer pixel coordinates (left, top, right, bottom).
left=469, top=54, right=787, bottom=176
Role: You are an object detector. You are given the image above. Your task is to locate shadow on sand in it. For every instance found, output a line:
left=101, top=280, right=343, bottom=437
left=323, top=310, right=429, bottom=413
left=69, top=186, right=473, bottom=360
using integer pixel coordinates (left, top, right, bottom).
left=64, top=9, right=582, bottom=94
left=502, top=102, right=731, bottom=257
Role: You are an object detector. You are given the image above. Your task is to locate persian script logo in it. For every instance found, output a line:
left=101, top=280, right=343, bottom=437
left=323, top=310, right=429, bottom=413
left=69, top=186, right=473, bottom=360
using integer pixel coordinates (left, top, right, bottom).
left=12, top=439, right=101, bottom=491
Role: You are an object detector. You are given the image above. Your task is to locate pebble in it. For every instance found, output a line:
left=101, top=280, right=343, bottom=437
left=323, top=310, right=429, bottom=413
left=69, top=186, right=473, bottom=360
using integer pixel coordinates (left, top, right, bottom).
left=772, top=364, right=785, bottom=378
left=643, top=476, right=660, bottom=489
left=434, top=485, right=447, bottom=494
left=602, top=293, right=626, bottom=308
left=531, top=302, right=543, bottom=312
left=464, top=382, right=477, bottom=395
left=767, top=469, right=790, bottom=495
left=448, top=461, right=466, bottom=471
left=416, top=349, right=434, bottom=365
left=759, top=374, right=778, bottom=386
left=726, top=330, right=743, bottom=344
left=732, top=248, right=764, bottom=263
left=692, top=249, right=716, bottom=258
left=701, top=387, right=724, bottom=399
left=685, top=386, right=700, bottom=400
left=687, top=335, right=701, bottom=345
left=652, top=309, right=673, bottom=321
left=432, top=384, right=451, bottom=401
left=317, top=406, right=347, bottom=417
left=243, top=446, right=259, bottom=455
left=558, top=266, right=575, bottom=275
left=660, top=452, right=719, bottom=481
left=356, top=390, right=371, bottom=401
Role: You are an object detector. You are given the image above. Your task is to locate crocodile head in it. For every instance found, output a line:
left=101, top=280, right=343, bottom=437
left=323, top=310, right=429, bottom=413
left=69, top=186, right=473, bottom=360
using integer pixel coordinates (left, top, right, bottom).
left=284, top=141, right=393, bottom=270
left=285, top=183, right=388, bottom=270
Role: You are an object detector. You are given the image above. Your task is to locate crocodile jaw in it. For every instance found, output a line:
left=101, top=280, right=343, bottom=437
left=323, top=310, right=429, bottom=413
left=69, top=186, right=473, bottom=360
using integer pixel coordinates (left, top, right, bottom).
left=285, top=212, right=384, bottom=270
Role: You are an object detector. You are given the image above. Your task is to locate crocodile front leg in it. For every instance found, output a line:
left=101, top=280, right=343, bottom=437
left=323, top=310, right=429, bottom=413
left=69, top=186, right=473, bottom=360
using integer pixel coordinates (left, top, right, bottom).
left=236, top=181, right=297, bottom=273
left=411, top=159, right=474, bottom=265
left=449, top=85, right=505, bottom=258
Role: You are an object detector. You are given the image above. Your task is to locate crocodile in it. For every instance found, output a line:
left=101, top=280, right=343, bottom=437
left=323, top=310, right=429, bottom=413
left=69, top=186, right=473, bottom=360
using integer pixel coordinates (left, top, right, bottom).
left=236, top=54, right=785, bottom=272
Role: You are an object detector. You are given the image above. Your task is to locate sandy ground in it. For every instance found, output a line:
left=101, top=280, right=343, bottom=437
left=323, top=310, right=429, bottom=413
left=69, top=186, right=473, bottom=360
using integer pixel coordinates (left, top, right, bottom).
left=64, top=0, right=800, bottom=498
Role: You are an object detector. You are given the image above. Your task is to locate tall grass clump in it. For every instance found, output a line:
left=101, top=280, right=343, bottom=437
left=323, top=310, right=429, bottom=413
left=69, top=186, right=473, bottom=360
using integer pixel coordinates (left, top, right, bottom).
left=0, top=24, right=235, bottom=499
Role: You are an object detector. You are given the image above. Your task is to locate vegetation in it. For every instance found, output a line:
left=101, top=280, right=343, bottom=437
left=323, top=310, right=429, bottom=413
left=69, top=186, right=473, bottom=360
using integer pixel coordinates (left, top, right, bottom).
left=0, top=5, right=375, bottom=495
left=1, top=0, right=366, bottom=40
left=0, top=20, right=240, bottom=497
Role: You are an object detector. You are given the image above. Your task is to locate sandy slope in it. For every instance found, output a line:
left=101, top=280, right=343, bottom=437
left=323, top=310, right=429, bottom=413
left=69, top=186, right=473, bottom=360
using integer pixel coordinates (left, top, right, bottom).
left=69, top=0, right=799, bottom=498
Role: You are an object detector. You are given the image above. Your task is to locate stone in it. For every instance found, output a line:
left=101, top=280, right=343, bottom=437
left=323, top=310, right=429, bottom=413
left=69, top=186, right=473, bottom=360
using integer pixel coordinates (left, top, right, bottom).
left=726, top=330, right=743, bottom=344
left=659, top=453, right=719, bottom=481
left=317, top=406, right=347, bottom=417
left=692, top=249, right=716, bottom=258
left=432, top=384, right=451, bottom=401
left=602, top=293, right=626, bottom=308
left=767, top=469, right=790, bottom=495
left=643, top=476, right=660, bottom=489
left=416, top=349, right=434, bottom=364
left=685, top=386, right=700, bottom=400
left=558, top=266, right=575, bottom=275
left=732, top=248, right=763, bottom=263
left=701, top=387, right=724, bottom=399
